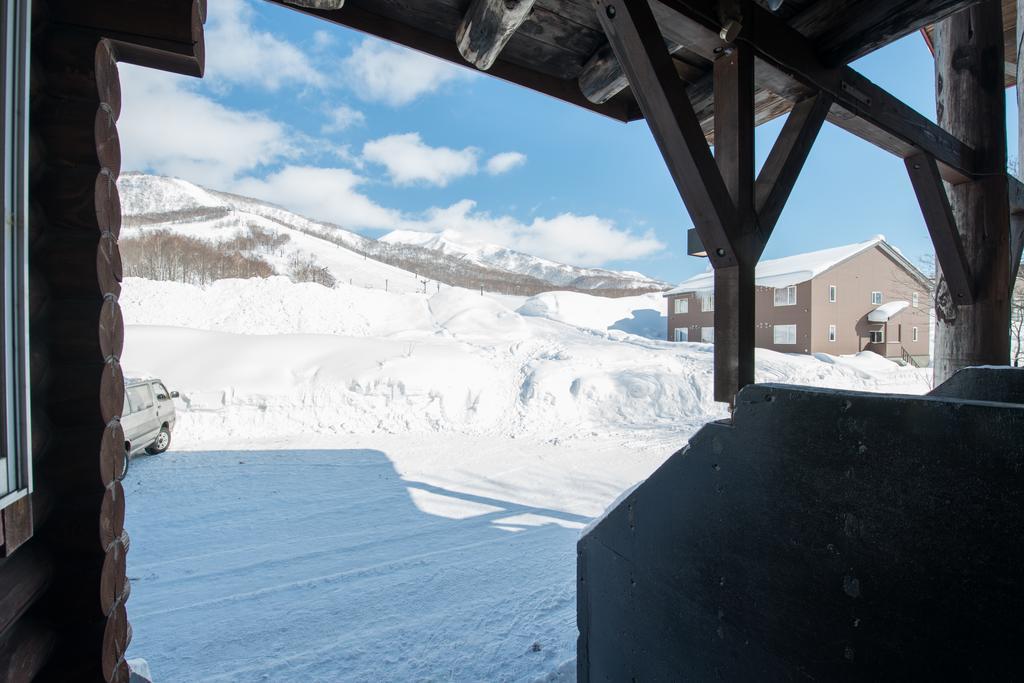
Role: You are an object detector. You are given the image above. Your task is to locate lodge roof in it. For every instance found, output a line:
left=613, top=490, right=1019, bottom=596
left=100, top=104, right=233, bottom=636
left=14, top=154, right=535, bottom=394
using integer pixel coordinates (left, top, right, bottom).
left=270, top=0, right=1018, bottom=136
left=664, top=235, right=932, bottom=295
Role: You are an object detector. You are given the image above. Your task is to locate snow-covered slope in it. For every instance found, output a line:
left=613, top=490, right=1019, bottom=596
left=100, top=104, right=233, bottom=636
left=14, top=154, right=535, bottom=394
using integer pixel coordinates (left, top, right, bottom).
left=380, top=228, right=667, bottom=291
left=119, top=276, right=932, bottom=442
left=117, top=173, right=669, bottom=295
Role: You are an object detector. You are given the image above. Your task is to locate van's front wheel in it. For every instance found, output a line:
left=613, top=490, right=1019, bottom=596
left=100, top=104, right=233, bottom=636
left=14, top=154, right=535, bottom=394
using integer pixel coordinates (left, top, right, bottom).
left=146, top=427, right=171, bottom=455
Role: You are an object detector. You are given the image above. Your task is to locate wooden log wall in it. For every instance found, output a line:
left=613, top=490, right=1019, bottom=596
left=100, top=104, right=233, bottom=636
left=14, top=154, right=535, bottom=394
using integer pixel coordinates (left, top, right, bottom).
left=0, top=3, right=131, bottom=680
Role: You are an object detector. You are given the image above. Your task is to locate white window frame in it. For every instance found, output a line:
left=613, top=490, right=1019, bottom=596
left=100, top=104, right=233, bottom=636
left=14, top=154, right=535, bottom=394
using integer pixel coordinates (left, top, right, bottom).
left=773, top=285, right=797, bottom=307
left=700, top=293, right=714, bottom=312
left=871, top=291, right=883, bottom=305
left=673, top=327, right=688, bottom=342
left=0, top=0, right=32, bottom=512
left=700, top=326, right=714, bottom=343
left=828, top=284, right=836, bottom=303
left=773, top=324, right=797, bottom=345
left=912, top=326, right=918, bottom=342
left=673, top=298, right=688, bottom=315
left=912, top=292, right=919, bottom=308
left=828, top=324, right=836, bottom=342
left=869, top=329, right=885, bottom=344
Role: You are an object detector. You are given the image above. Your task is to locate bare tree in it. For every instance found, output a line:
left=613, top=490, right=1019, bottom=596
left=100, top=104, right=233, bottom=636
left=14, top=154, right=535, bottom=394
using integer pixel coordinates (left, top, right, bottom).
left=287, top=252, right=336, bottom=288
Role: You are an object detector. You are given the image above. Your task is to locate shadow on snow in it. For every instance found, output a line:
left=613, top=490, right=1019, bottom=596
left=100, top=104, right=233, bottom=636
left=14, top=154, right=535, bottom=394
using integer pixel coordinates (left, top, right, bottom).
left=124, top=448, right=583, bottom=682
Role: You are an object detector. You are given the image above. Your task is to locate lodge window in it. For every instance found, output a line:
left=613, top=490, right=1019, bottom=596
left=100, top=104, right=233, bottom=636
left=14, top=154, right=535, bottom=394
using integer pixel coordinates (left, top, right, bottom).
left=673, top=327, right=688, bottom=342
left=773, top=324, right=797, bottom=345
left=871, top=291, right=883, bottom=305
left=700, top=326, right=714, bottom=343
left=869, top=330, right=885, bottom=343
left=828, top=285, right=836, bottom=303
left=673, top=298, right=688, bottom=315
left=912, top=326, right=919, bottom=342
left=0, top=0, right=32, bottom=538
left=774, top=285, right=797, bottom=306
left=700, top=293, right=714, bottom=312
left=828, top=324, right=836, bottom=342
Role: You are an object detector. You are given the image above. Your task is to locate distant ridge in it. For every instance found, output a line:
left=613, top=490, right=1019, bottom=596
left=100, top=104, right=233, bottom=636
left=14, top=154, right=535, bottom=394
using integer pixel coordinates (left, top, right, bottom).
left=118, top=172, right=670, bottom=297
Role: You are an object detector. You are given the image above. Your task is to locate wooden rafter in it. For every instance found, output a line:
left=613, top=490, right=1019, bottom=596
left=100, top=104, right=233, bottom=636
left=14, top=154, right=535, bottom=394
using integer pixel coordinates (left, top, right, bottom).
left=456, top=0, right=537, bottom=71
left=905, top=152, right=975, bottom=304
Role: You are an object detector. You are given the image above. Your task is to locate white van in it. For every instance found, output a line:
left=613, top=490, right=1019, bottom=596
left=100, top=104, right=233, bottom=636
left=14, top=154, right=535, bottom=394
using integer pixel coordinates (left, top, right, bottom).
left=123, top=379, right=178, bottom=456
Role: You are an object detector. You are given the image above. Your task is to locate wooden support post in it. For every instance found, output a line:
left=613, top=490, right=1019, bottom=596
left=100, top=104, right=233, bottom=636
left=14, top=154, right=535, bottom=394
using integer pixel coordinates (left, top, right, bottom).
left=713, top=44, right=757, bottom=403
left=596, top=0, right=827, bottom=404
left=932, top=0, right=1010, bottom=381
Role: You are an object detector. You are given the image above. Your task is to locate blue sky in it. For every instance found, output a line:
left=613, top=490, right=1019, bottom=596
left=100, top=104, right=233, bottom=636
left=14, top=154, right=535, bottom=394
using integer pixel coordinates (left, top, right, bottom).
left=118, top=0, right=1019, bottom=284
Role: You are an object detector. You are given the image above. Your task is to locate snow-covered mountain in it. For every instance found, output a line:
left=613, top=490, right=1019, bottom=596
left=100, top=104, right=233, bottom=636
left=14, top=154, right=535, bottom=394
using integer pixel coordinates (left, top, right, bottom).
left=379, top=229, right=667, bottom=291
left=117, top=173, right=670, bottom=296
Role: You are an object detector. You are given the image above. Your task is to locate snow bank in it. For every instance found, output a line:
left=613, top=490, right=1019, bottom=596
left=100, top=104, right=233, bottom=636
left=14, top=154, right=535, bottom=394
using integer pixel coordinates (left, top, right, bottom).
left=120, top=276, right=931, bottom=444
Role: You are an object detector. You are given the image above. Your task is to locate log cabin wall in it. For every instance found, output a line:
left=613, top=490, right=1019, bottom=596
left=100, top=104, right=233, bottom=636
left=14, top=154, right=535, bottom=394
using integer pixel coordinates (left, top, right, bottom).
left=0, top=1, right=204, bottom=680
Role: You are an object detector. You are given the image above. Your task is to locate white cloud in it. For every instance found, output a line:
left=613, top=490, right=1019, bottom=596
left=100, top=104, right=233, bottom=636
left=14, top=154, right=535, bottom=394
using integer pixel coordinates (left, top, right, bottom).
left=322, top=104, right=366, bottom=133
left=233, top=166, right=401, bottom=230
left=408, top=201, right=665, bottom=266
left=206, top=0, right=326, bottom=91
left=118, top=66, right=301, bottom=187
left=313, top=29, right=336, bottom=51
left=344, top=38, right=472, bottom=106
left=362, top=133, right=479, bottom=186
left=486, top=152, right=527, bottom=175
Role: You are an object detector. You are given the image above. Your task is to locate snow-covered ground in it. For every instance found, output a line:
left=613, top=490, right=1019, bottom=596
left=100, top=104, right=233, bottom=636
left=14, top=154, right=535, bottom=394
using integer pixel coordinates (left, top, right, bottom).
left=121, top=275, right=932, bottom=682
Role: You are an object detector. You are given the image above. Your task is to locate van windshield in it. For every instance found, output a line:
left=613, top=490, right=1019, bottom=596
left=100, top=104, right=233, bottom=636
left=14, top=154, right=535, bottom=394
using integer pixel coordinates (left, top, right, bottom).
left=128, top=385, right=154, bottom=412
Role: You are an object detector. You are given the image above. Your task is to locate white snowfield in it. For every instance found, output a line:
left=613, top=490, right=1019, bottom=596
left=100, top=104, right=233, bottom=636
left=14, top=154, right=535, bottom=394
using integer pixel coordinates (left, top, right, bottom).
left=121, top=275, right=931, bottom=682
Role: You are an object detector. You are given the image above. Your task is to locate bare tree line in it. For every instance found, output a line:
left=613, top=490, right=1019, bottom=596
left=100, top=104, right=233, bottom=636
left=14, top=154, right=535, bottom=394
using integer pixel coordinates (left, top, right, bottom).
left=120, top=225, right=336, bottom=288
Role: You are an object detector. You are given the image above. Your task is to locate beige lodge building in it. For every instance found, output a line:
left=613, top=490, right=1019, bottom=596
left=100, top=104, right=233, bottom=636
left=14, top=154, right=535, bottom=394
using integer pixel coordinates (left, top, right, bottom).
left=665, top=237, right=932, bottom=366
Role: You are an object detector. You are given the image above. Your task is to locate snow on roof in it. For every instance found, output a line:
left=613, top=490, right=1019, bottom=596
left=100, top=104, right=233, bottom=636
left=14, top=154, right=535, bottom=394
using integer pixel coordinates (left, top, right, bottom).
left=665, top=235, right=901, bottom=295
left=867, top=300, right=909, bottom=322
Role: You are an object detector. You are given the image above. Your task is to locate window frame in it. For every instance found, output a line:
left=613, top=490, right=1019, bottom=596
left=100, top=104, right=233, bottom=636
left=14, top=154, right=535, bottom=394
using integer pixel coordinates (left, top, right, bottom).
left=827, top=324, right=836, bottom=342
left=0, top=0, right=32, bottom=515
left=673, top=327, right=688, bottom=342
left=773, top=285, right=797, bottom=307
left=828, top=284, right=836, bottom=303
left=912, top=326, right=919, bottom=342
left=869, top=329, right=885, bottom=344
left=700, top=293, right=714, bottom=312
left=700, top=326, right=714, bottom=343
left=912, top=291, right=919, bottom=308
left=773, top=324, right=797, bottom=345
left=673, top=297, right=688, bottom=315
left=871, top=291, right=883, bottom=305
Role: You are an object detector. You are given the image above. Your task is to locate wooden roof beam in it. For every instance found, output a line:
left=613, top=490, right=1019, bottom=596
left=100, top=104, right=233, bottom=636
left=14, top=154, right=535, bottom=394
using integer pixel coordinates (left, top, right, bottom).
left=457, top=0, right=537, bottom=71
left=651, top=0, right=979, bottom=183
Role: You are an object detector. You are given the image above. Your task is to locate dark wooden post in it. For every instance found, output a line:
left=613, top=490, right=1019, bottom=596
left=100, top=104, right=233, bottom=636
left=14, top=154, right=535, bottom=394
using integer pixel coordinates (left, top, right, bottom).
left=932, top=0, right=1011, bottom=381
left=712, top=45, right=757, bottom=403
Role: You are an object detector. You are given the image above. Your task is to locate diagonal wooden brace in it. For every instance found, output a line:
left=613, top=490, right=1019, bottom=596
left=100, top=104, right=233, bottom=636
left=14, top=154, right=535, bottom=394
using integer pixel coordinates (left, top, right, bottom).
left=905, top=152, right=975, bottom=304
left=595, top=0, right=738, bottom=268
left=754, top=92, right=832, bottom=254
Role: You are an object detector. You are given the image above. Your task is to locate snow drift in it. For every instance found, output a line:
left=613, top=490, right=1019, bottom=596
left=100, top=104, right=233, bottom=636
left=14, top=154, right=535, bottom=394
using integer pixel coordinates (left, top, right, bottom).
left=120, top=276, right=931, bottom=443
